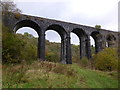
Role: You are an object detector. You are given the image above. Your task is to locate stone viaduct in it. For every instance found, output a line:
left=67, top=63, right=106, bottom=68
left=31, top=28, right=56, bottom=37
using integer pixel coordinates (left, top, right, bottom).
left=3, top=13, right=118, bottom=64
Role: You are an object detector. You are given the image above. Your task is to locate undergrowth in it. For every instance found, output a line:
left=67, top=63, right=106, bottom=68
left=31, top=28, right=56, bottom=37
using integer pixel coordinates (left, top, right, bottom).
left=2, top=61, right=118, bottom=88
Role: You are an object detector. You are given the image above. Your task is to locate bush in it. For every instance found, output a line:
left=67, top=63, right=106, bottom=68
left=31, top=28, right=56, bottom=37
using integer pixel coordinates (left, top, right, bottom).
left=92, top=48, right=118, bottom=71
left=71, top=45, right=80, bottom=63
left=2, top=25, right=38, bottom=64
left=14, top=12, right=21, bottom=19
left=45, top=52, right=57, bottom=62
left=81, top=57, right=89, bottom=67
left=45, top=42, right=60, bottom=63
left=2, top=27, right=25, bottom=63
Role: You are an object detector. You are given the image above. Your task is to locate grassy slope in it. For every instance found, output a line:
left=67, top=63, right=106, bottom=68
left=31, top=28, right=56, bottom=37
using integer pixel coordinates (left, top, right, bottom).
left=2, top=61, right=118, bottom=88
left=0, top=63, right=2, bottom=89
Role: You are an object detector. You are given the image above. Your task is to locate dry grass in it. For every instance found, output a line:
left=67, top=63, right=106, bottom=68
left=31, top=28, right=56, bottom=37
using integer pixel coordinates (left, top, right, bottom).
left=2, top=61, right=118, bottom=88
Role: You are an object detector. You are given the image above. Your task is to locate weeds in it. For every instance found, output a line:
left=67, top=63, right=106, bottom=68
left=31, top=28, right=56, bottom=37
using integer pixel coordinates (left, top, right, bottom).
left=2, top=61, right=118, bottom=88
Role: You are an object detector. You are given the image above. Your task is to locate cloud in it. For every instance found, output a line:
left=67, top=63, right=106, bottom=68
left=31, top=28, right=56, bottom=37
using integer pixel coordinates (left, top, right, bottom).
left=16, top=27, right=38, bottom=37
left=45, top=30, right=61, bottom=42
left=15, top=2, right=70, bottom=19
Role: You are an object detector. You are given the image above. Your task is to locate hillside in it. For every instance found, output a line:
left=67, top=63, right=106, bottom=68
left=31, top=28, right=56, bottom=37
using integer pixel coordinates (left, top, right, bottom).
left=1, top=1, right=118, bottom=89
left=2, top=61, right=118, bottom=88
left=2, top=24, right=118, bottom=89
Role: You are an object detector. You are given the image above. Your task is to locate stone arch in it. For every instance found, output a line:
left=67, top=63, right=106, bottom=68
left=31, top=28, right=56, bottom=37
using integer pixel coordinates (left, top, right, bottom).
left=13, top=19, right=41, bottom=36
left=46, top=24, right=67, bottom=39
left=71, top=28, right=88, bottom=59
left=91, top=31, right=103, bottom=53
left=72, top=28, right=87, bottom=38
left=13, top=19, right=42, bottom=60
left=45, top=24, right=67, bottom=63
left=106, top=34, right=116, bottom=47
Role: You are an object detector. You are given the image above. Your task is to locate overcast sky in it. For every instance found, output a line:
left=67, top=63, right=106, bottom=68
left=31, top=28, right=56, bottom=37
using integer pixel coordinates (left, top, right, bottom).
left=13, top=0, right=119, bottom=45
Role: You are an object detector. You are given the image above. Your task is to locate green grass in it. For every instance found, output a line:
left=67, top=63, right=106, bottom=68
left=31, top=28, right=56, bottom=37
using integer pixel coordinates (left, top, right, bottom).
left=2, top=61, right=118, bottom=88
left=0, top=63, right=2, bottom=89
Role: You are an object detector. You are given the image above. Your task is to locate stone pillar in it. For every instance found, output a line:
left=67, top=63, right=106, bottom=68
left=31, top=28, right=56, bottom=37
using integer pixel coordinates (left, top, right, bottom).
left=66, top=34, right=72, bottom=64
left=86, top=35, right=92, bottom=59
left=95, top=39, right=102, bottom=53
left=61, top=33, right=72, bottom=64
left=80, top=37, right=86, bottom=59
left=61, top=37, right=66, bottom=64
left=102, top=36, right=107, bottom=48
left=38, top=30, right=45, bottom=61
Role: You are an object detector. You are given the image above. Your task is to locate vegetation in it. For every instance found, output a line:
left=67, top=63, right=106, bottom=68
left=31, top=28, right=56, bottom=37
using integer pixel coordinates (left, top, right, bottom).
left=1, top=1, right=21, bottom=13
left=2, top=26, right=39, bottom=63
left=95, top=25, right=101, bottom=30
left=14, top=12, right=21, bottom=19
left=2, top=61, right=118, bottom=88
left=2, top=25, right=118, bottom=88
left=92, top=48, right=118, bottom=71
left=45, top=41, right=60, bottom=63
left=71, top=45, right=80, bottom=63
left=1, top=1, right=118, bottom=88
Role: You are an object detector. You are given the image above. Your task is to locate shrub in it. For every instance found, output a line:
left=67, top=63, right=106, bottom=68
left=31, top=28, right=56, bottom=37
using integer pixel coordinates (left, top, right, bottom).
left=2, top=27, right=25, bottom=63
left=2, top=25, right=37, bottom=64
left=45, top=42, right=60, bottom=63
left=14, top=12, right=21, bottom=19
left=81, top=57, right=89, bottom=67
left=45, top=52, right=57, bottom=62
left=71, top=45, right=80, bottom=63
left=92, top=48, right=118, bottom=71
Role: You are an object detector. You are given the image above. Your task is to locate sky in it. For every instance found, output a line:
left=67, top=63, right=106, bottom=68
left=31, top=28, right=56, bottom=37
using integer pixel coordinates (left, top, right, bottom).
left=11, top=0, right=119, bottom=45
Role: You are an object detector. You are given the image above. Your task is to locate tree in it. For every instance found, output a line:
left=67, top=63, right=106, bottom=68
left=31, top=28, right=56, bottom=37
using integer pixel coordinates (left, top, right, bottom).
left=24, top=32, right=34, bottom=38
left=95, top=25, right=101, bottom=30
left=2, top=25, right=25, bottom=63
left=1, top=0, right=21, bottom=13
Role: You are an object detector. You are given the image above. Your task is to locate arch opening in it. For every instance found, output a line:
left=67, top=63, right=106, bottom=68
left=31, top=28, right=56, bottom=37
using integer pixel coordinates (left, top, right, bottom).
left=14, top=20, right=41, bottom=36
left=71, top=28, right=87, bottom=60
left=46, top=24, right=67, bottom=39
left=106, top=34, right=116, bottom=47
left=45, top=30, right=61, bottom=63
left=70, top=32, right=80, bottom=63
left=14, top=20, right=41, bottom=61
left=91, top=31, right=102, bottom=53
left=16, top=27, right=38, bottom=37
left=45, top=24, right=66, bottom=63
left=90, top=36, right=95, bottom=55
left=15, top=27, right=39, bottom=62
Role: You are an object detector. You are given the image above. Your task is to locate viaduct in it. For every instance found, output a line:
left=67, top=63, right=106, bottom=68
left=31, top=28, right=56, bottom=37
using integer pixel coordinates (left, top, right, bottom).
left=3, top=13, right=118, bottom=64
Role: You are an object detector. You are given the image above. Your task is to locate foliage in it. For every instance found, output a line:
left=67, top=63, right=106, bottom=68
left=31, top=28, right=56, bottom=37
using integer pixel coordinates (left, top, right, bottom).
left=2, top=24, right=118, bottom=72
left=92, top=48, right=118, bottom=71
left=45, top=52, right=56, bottom=62
left=14, top=12, right=21, bottom=19
left=71, top=45, right=80, bottom=63
left=95, top=25, right=101, bottom=30
left=91, top=46, right=95, bottom=56
left=2, top=61, right=118, bottom=88
left=2, top=25, right=37, bottom=64
left=45, top=42, right=60, bottom=62
left=80, top=57, right=89, bottom=67
left=1, top=0, right=21, bottom=13
left=2, top=26, right=25, bottom=63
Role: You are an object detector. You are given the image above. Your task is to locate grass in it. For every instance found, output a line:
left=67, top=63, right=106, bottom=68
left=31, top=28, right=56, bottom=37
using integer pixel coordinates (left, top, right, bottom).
left=2, top=61, right=118, bottom=88
left=0, top=63, right=2, bottom=89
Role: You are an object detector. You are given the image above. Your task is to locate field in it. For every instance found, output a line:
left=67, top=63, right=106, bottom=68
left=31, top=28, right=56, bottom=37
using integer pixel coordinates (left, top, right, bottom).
left=2, top=61, right=118, bottom=88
